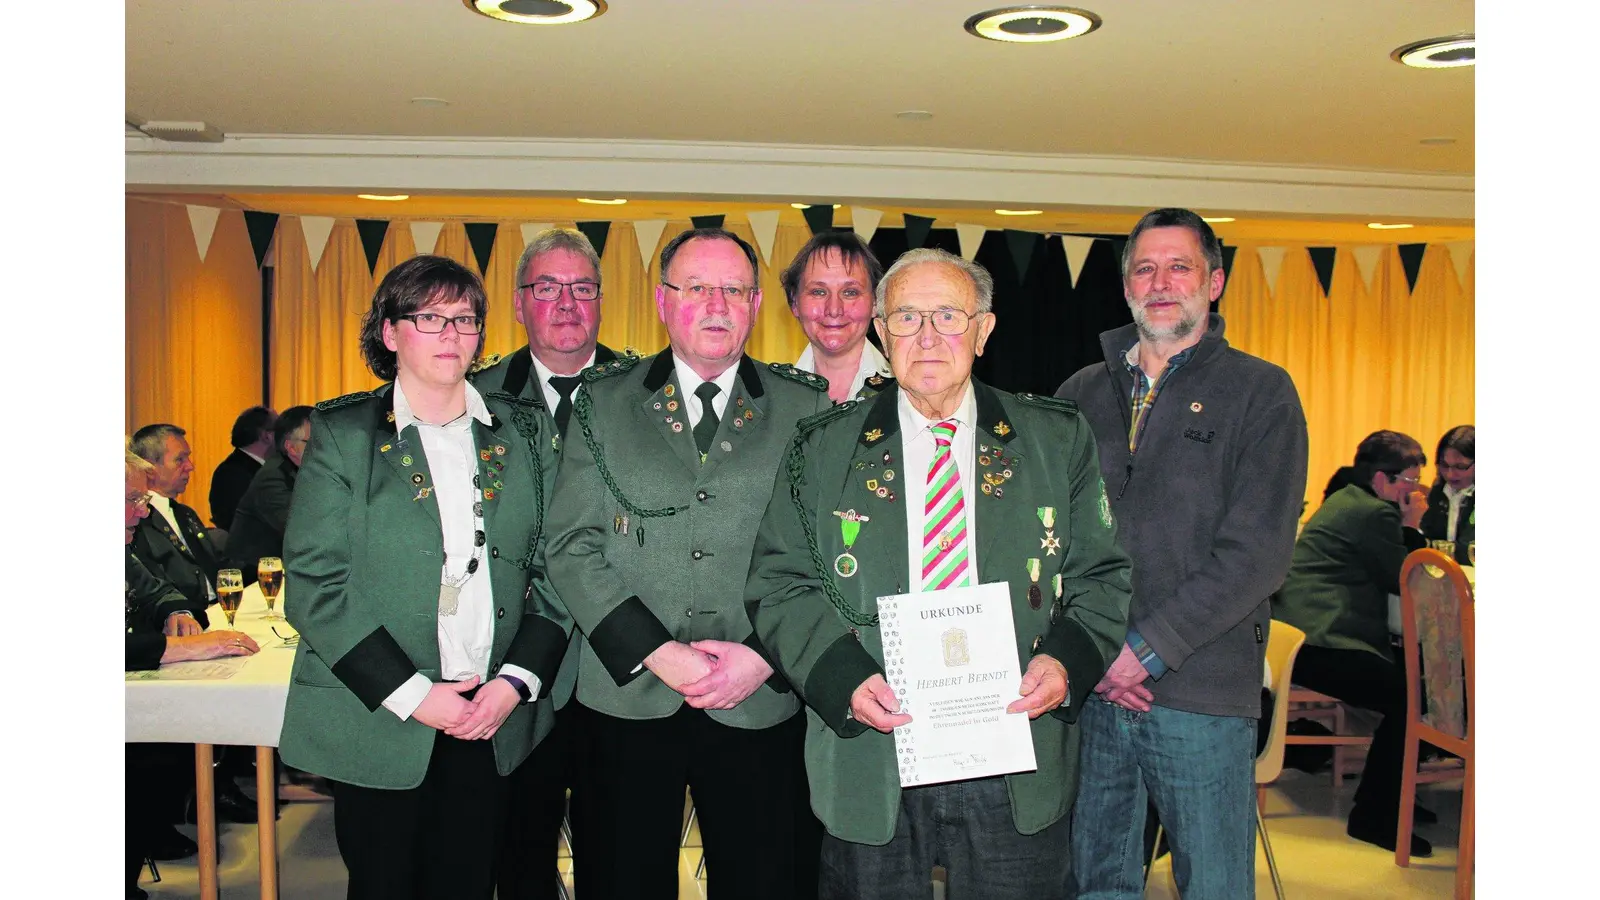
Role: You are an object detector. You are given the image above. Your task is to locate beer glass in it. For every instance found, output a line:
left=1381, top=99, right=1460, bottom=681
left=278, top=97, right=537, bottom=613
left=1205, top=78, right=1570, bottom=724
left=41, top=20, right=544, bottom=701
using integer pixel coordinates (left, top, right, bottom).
left=258, top=557, right=284, bottom=620
left=217, top=568, right=244, bottom=627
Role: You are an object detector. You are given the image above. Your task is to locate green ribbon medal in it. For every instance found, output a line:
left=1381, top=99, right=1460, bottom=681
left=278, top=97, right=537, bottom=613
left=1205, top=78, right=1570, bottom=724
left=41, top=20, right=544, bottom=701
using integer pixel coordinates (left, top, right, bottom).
left=1026, top=557, right=1043, bottom=609
left=833, top=509, right=869, bottom=577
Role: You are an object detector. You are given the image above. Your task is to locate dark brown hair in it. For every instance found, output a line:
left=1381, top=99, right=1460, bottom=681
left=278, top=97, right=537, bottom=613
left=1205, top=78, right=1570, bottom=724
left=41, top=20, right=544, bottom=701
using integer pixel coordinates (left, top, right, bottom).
left=358, top=255, right=488, bottom=381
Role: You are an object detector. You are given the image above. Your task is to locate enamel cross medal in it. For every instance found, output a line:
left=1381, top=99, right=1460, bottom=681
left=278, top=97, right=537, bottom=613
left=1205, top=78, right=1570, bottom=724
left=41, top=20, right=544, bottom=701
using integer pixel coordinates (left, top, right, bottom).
left=833, top=509, right=869, bottom=577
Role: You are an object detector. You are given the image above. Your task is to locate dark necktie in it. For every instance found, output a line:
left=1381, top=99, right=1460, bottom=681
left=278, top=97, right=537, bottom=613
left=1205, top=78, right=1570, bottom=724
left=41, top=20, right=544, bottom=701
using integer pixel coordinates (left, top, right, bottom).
left=693, top=382, right=722, bottom=459
left=549, top=375, right=582, bottom=437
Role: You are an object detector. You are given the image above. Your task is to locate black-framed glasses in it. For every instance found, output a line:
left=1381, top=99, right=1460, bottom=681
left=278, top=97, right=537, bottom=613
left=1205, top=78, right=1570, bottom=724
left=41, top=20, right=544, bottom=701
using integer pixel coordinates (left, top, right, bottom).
left=395, top=313, right=484, bottom=335
left=1438, top=461, right=1474, bottom=471
left=520, top=281, right=600, bottom=302
left=880, top=307, right=974, bottom=337
left=661, top=281, right=755, bottom=304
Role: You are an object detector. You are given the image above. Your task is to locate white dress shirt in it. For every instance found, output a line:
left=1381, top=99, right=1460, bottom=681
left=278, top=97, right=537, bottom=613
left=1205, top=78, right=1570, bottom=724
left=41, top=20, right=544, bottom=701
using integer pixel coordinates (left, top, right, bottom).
left=241, top=448, right=267, bottom=465
left=1444, top=483, right=1474, bottom=542
left=149, top=493, right=215, bottom=601
left=795, top=341, right=892, bottom=401
left=674, top=361, right=741, bottom=430
left=897, top=384, right=981, bottom=593
left=380, top=379, right=538, bottom=721
left=530, top=350, right=597, bottom=414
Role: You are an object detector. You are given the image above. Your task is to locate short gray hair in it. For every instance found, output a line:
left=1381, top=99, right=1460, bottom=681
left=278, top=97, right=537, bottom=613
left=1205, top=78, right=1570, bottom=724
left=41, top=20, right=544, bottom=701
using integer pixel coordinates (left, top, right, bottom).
left=513, top=227, right=602, bottom=293
left=129, top=424, right=186, bottom=464
left=125, top=442, right=155, bottom=478
left=874, top=248, right=994, bottom=318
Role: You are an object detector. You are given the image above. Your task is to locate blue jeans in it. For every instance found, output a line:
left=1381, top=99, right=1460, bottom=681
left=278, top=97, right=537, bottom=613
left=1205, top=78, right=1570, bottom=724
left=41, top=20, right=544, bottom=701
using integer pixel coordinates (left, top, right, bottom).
left=1069, top=698, right=1256, bottom=900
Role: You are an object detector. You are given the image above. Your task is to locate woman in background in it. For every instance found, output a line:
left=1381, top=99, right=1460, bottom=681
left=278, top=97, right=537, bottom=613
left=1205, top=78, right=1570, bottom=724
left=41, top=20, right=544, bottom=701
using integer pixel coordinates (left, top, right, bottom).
left=1419, top=425, right=1474, bottom=565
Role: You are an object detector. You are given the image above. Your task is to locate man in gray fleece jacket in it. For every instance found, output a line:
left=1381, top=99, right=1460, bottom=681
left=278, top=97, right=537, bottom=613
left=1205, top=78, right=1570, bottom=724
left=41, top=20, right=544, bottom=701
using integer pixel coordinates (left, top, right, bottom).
left=1055, top=208, right=1307, bottom=899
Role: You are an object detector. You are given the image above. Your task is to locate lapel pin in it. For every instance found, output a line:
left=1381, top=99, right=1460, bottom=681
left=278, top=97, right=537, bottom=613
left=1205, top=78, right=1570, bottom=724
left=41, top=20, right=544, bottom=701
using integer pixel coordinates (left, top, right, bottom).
left=994, top=421, right=1012, bottom=437
left=1190, top=402, right=1203, bottom=413
left=411, top=473, right=425, bottom=486
left=494, top=445, right=506, bottom=455
left=401, top=455, right=413, bottom=466
left=720, top=440, right=733, bottom=452
left=672, top=421, right=684, bottom=433
left=664, top=384, right=676, bottom=398
left=864, top=428, right=884, bottom=443
left=380, top=443, right=392, bottom=453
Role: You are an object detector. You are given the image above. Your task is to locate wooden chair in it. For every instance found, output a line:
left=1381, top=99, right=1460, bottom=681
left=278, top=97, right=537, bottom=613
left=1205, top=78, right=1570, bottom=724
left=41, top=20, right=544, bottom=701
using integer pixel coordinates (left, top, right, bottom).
left=1395, top=548, right=1473, bottom=898
left=1284, top=686, right=1374, bottom=787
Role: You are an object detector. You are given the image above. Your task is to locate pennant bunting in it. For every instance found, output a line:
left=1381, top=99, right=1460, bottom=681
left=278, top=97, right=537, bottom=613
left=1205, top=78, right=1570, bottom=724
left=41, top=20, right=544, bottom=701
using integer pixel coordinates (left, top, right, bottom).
left=1220, top=245, right=1238, bottom=282
left=520, top=223, right=555, bottom=247
left=243, top=211, right=278, bottom=269
left=745, top=210, right=781, bottom=266
left=1307, top=247, right=1337, bottom=298
left=956, top=224, right=986, bottom=262
left=1111, top=239, right=1127, bottom=271
left=1003, top=229, right=1040, bottom=282
left=851, top=207, right=883, bottom=244
left=1257, top=246, right=1287, bottom=295
left=1398, top=243, right=1427, bottom=294
left=801, top=204, right=835, bottom=236
left=903, top=214, right=935, bottom=250
left=187, top=205, right=220, bottom=264
left=356, top=219, right=389, bottom=275
left=1350, top=245, right=1383, bottom=292
left=1446, top=241, right=1473, bottom=288
left=690, top=214, right=725, bottom=230
left=575, top=221, right=611, bottom=260
left=409, top=221, right=444, bottom=257
left=1061, top=236, right=1094, bottom=287
left=634, top=220, right=668, bottom=270
left=464, top=223, right=499, bottom=274
left=301, top=216, right=335, bottom=272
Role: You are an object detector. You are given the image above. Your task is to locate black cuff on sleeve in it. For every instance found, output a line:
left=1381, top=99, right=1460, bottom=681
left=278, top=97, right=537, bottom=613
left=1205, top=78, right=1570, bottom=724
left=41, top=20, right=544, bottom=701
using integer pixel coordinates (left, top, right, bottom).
left=803, top=634, right=885, bottom=738
left=588, top=595, right=673, bottom=686
left=504, top=615, right=570, bottom=698
left=1038, top=619, right=1105, bottom=726
left=741, top=631, right=792, bottom=694
left=127, top=634, right=166, bottom=672
left=331, top=627, right=419, bottom=712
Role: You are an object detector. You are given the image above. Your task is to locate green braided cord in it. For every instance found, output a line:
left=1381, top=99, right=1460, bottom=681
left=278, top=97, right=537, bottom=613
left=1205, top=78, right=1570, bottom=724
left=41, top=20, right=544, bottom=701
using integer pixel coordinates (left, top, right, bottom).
left=495, top=398, right=547, bottom=571
left=785, top=430, right=878, bottom=628
left=572, top=383, right=687, bottom=519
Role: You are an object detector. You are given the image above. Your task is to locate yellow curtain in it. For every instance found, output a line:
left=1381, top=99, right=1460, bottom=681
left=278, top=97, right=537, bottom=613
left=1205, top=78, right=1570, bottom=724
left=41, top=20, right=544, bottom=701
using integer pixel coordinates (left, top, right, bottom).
left=126, top=199, right=263, bottom=524
left=1225, top=244, right=1474, bottom=515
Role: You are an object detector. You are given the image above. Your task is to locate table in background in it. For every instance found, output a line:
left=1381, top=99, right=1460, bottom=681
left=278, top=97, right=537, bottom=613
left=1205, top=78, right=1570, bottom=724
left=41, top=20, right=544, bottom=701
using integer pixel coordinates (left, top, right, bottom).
left=126, top=583, right=296, bottom=900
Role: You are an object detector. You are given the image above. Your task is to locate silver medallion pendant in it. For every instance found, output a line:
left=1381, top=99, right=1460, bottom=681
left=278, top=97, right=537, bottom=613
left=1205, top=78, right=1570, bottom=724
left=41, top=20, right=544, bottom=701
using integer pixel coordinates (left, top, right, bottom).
left=834, top=552, right=859, bottom=578
left=439, top=582, right=461, bottom=616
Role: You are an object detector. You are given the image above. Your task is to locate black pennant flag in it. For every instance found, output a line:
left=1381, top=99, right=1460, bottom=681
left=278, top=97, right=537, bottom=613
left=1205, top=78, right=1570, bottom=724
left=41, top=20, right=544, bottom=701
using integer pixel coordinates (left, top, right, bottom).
left=464, top=223, right=499, bottom=275
left=1111, top=238, right=1128, bottom=271
left=355, top=219, right=389, bottom=275
left=1221, top=244, right=1238, bottom=281
left=243, top=211, right=279, bottom=269
left=1003, top=230, right=1040, bottom=282
left=800, top=204, right=835, bottom=236
left=1308, top=247, right=1337, bottom=298
left=1398, top=243, right=1427, bottom=294
left=576, top=221, right=611, bottom=260
left=903, top=214, right=935, bottom=250
left=690, top=214, right=725, bottom=230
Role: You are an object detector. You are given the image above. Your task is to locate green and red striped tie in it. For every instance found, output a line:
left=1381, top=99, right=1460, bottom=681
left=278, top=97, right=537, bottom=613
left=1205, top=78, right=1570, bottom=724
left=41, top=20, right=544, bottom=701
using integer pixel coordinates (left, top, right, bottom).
left=922, top=420, right=971, bottom=591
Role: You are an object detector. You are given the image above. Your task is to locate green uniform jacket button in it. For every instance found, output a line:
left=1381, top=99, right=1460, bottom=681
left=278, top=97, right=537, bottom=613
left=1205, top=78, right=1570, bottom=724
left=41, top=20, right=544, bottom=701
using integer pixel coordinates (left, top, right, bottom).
left=692, top=549, right=704, bottom=560
left=490, top=547, right=500, bottom=559
left=1031, top=635, right=1043, bottom=654
left=497, top=607, right=506, bottom=619
left=696, top=490, right=708, bottom=502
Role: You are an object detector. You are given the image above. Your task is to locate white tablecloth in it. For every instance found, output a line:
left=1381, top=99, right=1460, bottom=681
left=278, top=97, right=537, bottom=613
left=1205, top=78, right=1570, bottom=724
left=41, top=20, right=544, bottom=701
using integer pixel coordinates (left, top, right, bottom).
left=125, top=583, right=297, bottom=746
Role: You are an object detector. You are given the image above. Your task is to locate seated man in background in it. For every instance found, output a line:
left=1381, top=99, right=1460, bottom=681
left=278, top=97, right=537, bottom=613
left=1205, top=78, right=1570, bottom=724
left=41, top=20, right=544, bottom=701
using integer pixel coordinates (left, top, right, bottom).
left=1272, top=430, right=1433, bottom=857
left=130, top=424, right=224, bottom=612
left=227, top=405, right=313, bottom=584
left=209, top=406, right=277, bottom=530
left=1420, top=425, right=1473, bottom=566
left=125, top=445, right=259, bottom=900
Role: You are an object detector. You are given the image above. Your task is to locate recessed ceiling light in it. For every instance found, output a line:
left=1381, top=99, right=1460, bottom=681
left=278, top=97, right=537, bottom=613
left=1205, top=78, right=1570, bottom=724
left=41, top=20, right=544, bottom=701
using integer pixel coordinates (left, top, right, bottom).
left=464, top=0, right=606, bottom=25
left=791, top=203, right=843, bottom=210
left=896, top=110, right=934, bottom=121
left=1367, top=222, right=1415, bottom=230
left=1419, top=137, right=1457, bottom=146
left=965, top=6, right=1102, bottom=43
left=1391, top=34, right=1474, bottom=68
left=409, top=97, right=451, bottom=108
left=576, top=198, right=627, bottom=205
left=358, top=194, right=409, bottom=201
left=1202, top=217, right=1236, bottom=223
left=995, top=209, right=1043, bottom=216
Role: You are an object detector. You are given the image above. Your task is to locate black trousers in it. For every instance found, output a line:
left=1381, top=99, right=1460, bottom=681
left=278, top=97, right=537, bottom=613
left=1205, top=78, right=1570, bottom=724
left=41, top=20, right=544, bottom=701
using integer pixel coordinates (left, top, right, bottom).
left=494, top=703, right=577, bottom=900
left=329, top=729, right=510, bottom=900
left=126, top=742, right=192, bottom=890
left=1290, top=644, right=1407, bottom=817
left=571, top=702, right=820, bottom=900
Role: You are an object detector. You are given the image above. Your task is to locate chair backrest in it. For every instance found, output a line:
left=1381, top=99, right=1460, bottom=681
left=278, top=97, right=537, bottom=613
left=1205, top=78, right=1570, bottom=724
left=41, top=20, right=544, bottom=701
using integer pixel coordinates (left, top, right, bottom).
left=1257, top=620, right=1308, bottom=785
left=1399, top=548, right=1474, bottom=742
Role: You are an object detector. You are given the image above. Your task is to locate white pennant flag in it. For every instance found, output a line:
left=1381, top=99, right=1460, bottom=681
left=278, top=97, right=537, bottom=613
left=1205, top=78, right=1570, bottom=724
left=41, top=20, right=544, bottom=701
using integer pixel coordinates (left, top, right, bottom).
left=520, top=223, right=555, bottom=247
left=956, top=224, right=987, bottom=262
left=851, top=207, right=883, bottom=244
left=634, top=220, right=668, bottom=270
left=409, top=221, right=444, bottom=257
left=745, top=209, right=782, bottom=266
left=301, top=216, right=336, bottom=272
left=1445, top=241, right=1473, bottom=288
left=1350, top=245, right=1384, bottom=292
left=187, top=205, right=220, bottom=264
left=1256, top=246, right=1287, bottom=295
left=1062, top=236, right=1095, bottom=288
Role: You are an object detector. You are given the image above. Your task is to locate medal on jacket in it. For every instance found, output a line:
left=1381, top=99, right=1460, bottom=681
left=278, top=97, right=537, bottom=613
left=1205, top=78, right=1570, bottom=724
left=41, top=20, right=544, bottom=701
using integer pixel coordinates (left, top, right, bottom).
left=1026, top=558, right=1043, bottom=609
left=833, top=509, right=869, bottom=577
left=439, top=583, right=461, bottom=616
left=1038, top=506, right=1061, bottom=556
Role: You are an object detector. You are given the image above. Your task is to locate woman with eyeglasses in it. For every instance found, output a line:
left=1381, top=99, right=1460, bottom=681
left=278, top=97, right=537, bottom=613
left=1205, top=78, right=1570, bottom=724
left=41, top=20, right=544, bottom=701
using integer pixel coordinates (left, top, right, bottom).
left=278, top=255, right=571, bottom=899
left=1420, top=425, right=1474, bottom=566
left=1272, top=430, right=1436, bottom=857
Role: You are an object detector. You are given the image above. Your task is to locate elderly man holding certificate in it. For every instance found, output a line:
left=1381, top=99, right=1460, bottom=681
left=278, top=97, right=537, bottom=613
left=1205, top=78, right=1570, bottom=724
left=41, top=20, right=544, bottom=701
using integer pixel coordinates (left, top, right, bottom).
left=746, top=247, right=1133, bottom=899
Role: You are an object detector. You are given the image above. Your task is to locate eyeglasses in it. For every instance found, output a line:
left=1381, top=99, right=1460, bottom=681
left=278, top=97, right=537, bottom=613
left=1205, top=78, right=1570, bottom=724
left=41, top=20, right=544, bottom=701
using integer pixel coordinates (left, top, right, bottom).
left=520, top=281, right=600, bottom=302
left=126, top=492, right=152, bottom=510
left=1392, top=473, right=1422, bottom=486
left=395, top=313, right=484, bottom=335
left=880, top=307, right=975, bottom=337
left=1438, top=461, right=1474, bottom=472
left=661, top=281, right=755, bottom=303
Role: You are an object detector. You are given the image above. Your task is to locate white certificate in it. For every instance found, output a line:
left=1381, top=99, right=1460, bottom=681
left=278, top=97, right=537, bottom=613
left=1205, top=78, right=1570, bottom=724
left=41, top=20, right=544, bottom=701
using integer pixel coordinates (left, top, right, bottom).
left=877, top=581, right=1037, bottom=787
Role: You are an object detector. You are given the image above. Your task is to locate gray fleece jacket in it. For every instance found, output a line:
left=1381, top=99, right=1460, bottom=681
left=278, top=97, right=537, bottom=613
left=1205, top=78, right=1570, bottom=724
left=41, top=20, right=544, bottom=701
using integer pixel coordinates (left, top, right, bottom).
left=1055, top=314, right=1307, bottom=718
